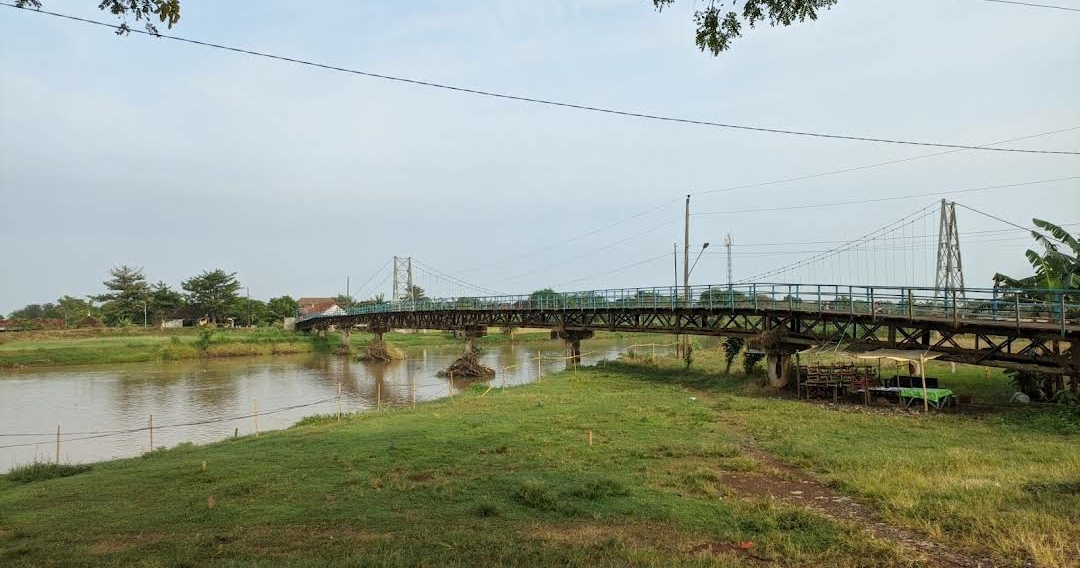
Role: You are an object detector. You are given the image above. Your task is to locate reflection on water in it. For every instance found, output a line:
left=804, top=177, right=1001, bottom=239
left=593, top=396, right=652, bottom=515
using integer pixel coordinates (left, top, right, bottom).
left=0, top=339, right=668, bottom=470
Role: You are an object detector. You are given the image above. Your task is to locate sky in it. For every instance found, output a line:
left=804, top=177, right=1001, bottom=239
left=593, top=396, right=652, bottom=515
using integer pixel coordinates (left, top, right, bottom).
left=1, top=0, right=1078, bottom=314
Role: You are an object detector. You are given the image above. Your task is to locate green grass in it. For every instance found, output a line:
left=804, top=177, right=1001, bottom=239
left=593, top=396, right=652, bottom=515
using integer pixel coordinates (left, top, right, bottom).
left=2, top=349, right=1077, bottom=566
left=0, top=328, right=320, bottom=369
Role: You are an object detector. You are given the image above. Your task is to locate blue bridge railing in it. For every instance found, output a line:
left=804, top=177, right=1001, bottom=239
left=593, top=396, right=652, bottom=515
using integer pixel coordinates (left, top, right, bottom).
left=296, top=283, right=1078, bottom=333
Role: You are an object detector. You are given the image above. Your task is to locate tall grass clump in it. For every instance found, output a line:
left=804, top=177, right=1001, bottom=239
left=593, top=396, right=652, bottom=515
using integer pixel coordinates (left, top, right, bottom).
left=7, top=460, right=91, bottom=483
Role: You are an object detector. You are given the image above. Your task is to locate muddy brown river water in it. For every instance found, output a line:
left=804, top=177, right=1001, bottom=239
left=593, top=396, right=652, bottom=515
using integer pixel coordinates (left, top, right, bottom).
left=0, top=339, right=670, bottom=470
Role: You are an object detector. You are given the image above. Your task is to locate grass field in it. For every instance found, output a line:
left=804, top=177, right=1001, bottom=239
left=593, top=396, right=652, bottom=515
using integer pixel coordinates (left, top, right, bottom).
left=1, top=349, right=1076, bottom=567
left=0, top=327, right=568, bottom=370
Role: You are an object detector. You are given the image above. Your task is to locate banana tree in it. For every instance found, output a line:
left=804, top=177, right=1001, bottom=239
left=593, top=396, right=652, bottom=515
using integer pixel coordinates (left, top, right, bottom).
left=994, top=219, right=1080, bottom=290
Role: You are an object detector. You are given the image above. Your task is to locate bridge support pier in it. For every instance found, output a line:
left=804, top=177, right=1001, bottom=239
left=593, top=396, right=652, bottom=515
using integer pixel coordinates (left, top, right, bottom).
left=766, top=353, right=793, bottom=389
left=334, top=327, right=352, bottom=356
left=558, top=329, right=595, bottom=366
left=441, top=326, right=494, bottom=378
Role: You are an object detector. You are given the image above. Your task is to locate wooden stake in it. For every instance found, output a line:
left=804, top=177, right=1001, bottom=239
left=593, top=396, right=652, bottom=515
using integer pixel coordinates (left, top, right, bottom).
left=234, top=427, right=238, bottom=438
left=55, top=424, right=60, bottom=464
left=411, top=375, right=416, bottom=409
left=588, top=430, right=593, bottom=447
left=202, top=460, right=207, bottom=472
left=920, top=356, right=929, bottom=413
left=537, top=351, right=542, bottom=381
left=337, top=382, right=342, bottom=420
left=149, top=414, right=154, bottom=451
left=253, top=398, right=259, bottom=436
left=377, top=380, right=382, bottom=410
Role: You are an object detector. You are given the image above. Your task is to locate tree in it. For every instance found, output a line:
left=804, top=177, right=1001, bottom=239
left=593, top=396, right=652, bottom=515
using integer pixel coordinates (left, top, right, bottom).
left=231, top=297, right=270, bottom=327
left=56, top=295, right=98, bottom=326
left=93, top=265, right=150, bottom=326
left=148, top=281, right=184, bottom=323
left=652, top=0, right=838, bottom=55
left=529, top=288, right=559, bottom=307
left=405, top=285, right=428, bottom=301
left=9, top=303, right=46, bottom=320
left=335, top=294, right=357, bottom=308
left=722, top=336, right=744, bottom=374
left=994, top=220, right=1079, bottom=291
left=15, top=0, right=181, bottom=35
left=267, top=296, right=300, bottom=321
left=182, top=269, right=241, bottom=323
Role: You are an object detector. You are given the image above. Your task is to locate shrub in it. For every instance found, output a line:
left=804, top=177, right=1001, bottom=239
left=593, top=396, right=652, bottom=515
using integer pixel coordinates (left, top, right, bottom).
left=7, top=460, right=91, bottom=483
left=517, top=479, right=559, bottom=511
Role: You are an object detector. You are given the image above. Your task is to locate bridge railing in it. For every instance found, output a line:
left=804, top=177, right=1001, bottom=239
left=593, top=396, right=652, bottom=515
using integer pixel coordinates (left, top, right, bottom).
left=296, top=283, right=1078, bottom=332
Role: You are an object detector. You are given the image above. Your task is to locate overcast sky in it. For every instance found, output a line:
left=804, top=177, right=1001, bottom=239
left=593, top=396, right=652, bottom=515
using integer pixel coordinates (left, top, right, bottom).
left=1, top=0, right=1078, bottom=313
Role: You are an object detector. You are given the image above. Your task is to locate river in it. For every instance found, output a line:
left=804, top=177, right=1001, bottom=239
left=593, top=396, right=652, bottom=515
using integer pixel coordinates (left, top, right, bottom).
left=0, top=338, right=669, bottom=471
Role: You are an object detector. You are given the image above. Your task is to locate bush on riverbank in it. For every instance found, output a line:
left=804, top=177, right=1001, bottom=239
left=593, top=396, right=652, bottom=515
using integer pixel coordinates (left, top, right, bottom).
left=6, top=461, right=91, bottom=483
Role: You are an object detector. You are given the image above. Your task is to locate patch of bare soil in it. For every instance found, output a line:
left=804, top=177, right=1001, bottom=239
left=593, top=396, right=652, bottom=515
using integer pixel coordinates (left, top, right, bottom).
left=720, top=443, right=1003, bottom=568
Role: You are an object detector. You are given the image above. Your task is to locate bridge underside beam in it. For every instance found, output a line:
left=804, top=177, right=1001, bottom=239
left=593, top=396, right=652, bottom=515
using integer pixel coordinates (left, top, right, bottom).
left=298, top=308, right=1077, bottom=376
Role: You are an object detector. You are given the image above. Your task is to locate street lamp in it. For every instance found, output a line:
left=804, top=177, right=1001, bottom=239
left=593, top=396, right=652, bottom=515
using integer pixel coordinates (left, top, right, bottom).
left=689, top=242, right=710, bottom=279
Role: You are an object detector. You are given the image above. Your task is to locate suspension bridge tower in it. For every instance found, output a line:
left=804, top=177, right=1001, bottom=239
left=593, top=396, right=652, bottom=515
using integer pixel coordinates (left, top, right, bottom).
left=392, top=256, right=414, bottom=301
left=934, top=199, right=965, bottom=298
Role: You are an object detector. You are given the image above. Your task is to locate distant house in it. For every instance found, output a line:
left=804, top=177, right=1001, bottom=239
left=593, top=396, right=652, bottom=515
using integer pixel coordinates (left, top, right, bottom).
left=297, top=297, right=345, bottom=318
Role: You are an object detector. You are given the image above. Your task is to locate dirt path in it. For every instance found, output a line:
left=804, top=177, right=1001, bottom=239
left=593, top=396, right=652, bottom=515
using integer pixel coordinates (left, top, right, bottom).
left=717, top=438, right=1002, bottom=567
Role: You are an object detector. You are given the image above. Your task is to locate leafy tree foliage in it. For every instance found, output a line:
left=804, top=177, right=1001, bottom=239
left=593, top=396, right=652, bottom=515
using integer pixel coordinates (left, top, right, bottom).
left=529, top=288, right=559, bottom=307
left=335, top=294, right=357, bottom=308
left=93, top=265, right=150, bottom=325
left=652, top=0, right=838, bottom=55
left=56, top=296, right=98, bottom=326
left=267, top=296, right=300, bottom=321
left=181, top=269, right=241, bottom=323
left=15, top=0, right=181, bottom=35
left=722, top=336, right=744, bottom=374
left=405, top=285, right=428, bottom=301
left=232, top=297, right=270, bottom=327
left=994, top=220, right=1079, bottom=290
left=148, top=281, right=184, bottom=323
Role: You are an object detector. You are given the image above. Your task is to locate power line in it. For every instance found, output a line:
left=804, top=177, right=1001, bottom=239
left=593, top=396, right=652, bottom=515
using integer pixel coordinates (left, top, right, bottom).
left=490, top=220, right=676, bottom=284
left=690, top=126, right=1080, bottom=197
left=737, top=203, right=940, bottom=282
left=954, top=0, right=1080, bottom=12
left=694, top=175, right=1079, bottom=215
left=3, top=3, right=1079, bottom=156
left=465, top=126, right=1077, bottom=275
left=552, top=252, right=671, bottom=289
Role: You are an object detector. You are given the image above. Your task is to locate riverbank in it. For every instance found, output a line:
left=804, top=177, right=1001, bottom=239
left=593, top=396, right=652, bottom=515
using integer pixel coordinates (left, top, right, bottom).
left=0, top=327, right=576, bottom=370
left=1, top=351, right=1076, bottom=567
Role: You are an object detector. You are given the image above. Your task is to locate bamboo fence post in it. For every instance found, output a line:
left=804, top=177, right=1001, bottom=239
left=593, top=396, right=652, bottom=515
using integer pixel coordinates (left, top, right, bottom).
left=537, top=351, right=541, bottom=381
left=588, top=430, right=593, bottom=447
left=337, top=382, right=342, bottom=420
left=253, top=398, right=259, bottom=437
left=55, top=424, right=60, bottom=464
left=920, top=357, right=929, bottom=413
left=411, top=375, right=416, bottom=409
left=149, top=414, right=154, bottom=451
left=377, top=380, right=382, bottom=410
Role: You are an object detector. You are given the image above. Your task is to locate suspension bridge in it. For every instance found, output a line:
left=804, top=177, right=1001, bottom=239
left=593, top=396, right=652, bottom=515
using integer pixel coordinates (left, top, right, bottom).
left=296, top=200, right=1079, bottom=384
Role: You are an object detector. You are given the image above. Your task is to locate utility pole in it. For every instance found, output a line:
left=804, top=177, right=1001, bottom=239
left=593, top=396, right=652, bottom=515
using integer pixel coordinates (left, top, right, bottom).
left=724, top=234, right=734, bottom=286
left=934, top=199, right=965, bottom=300
left=682, top=195, right=691, bottom=361
left=683, top=195, right=690, bottom=309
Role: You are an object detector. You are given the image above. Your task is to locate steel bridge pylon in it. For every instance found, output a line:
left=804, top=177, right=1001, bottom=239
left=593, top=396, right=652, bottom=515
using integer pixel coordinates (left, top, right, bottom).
left=935, top=199, right=965, bottom=300
left=392, top=256, right=414, bottom=302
